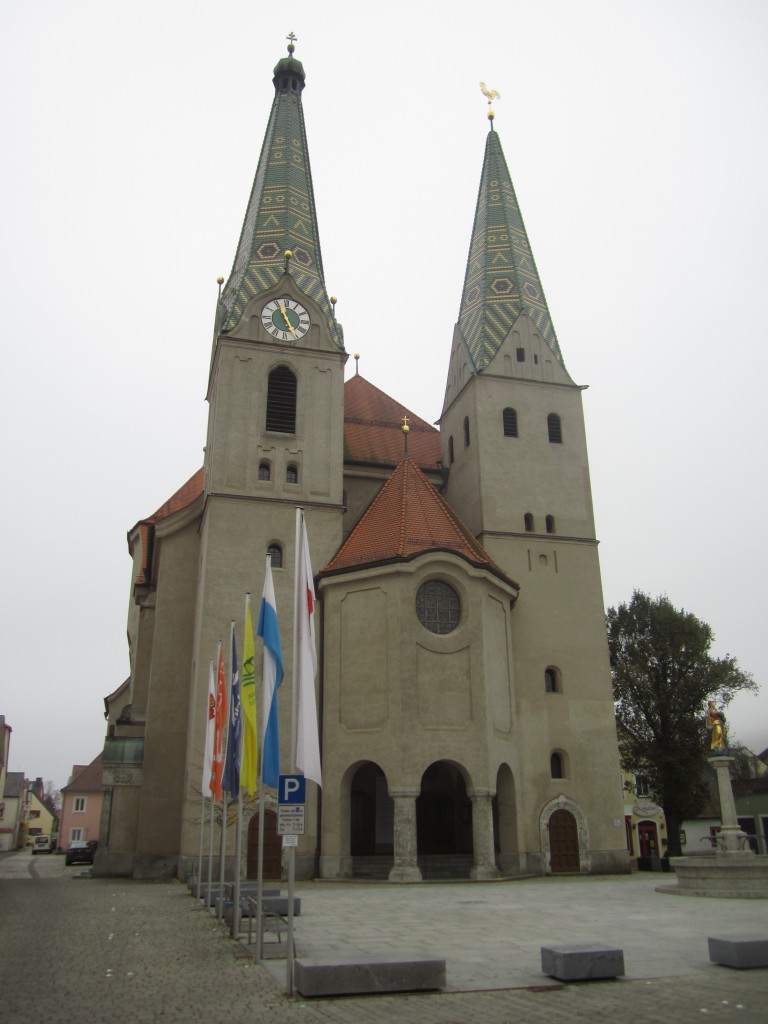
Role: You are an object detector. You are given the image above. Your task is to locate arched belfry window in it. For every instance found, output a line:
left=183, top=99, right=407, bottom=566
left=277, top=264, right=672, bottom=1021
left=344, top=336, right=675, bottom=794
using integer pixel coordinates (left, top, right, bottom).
left=266, top=367, right=297, bottom=433
left=550, top=752, right=565, bottom=779
left=524, top=513, right=535, bottom=533
left=286, top=464, right=298, bottom=484
left=258, top=461, right=271, bottom=482
left=545, top=667, right=560, bottom=693
left=547, top=413, right=562, bottom=444
left=546, top=514, right=555, bottom=534
left=503, top=408, right=518, bottom=437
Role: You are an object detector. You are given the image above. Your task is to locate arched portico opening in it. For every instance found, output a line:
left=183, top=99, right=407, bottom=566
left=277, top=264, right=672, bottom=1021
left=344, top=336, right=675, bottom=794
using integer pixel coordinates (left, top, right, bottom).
left=417, top=761, right=473, bottom=878
left=493, top=763, right=519, bottom=875
left=349, top=762, right=393, bottom=878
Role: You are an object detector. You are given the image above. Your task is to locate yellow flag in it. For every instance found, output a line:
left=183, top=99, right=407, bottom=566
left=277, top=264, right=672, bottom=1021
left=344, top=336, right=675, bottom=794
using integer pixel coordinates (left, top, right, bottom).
left=240, top=593, right=258, bottom=795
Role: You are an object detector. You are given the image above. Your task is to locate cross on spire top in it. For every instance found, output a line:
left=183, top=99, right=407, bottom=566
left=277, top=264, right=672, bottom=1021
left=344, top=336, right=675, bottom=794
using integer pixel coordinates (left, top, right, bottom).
left=286, top=30, right=298, bottom=54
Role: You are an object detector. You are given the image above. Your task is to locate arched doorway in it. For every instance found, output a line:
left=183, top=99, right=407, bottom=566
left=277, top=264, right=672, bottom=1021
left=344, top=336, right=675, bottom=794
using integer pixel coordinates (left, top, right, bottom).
left=417, top=762, right=473, bottom=877
left=350, top=763, right=393, bottom=877
left=549, top=809, right=580, bottom=873
left=637, top=819, right=659, bottom=859
left=247, top=808, right=282, bottom=879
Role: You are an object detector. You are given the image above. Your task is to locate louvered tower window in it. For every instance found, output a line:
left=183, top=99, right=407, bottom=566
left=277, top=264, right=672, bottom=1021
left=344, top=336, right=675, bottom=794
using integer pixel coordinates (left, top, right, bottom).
left=547, top=413, right=562, bottom=444
left=266, top=367, right=297, bottom=433
left=503, top=408, right=518, bottom=437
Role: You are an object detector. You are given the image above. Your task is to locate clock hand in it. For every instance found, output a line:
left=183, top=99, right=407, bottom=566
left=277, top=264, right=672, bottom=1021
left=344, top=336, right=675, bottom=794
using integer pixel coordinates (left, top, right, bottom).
left=280, top=304, right=296, bottom=336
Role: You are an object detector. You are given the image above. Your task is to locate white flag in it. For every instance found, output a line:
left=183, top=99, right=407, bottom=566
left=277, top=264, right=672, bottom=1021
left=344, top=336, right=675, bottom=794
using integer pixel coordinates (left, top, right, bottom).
left=201, top=659, right=215, bottom=795
left=296, top=515, right=322, bottom=787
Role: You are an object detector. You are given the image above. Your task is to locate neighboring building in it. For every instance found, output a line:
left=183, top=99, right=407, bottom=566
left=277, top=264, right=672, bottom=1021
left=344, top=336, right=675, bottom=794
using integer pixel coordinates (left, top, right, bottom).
left=621, top=771, right=668, bottom=867
left=24, top=790, right=56, bottom=843
left=96, top=42, right=628, bottom=881
left=59, top=756, right=103, bottom=849
left=0, top=772, right=27, bottom=851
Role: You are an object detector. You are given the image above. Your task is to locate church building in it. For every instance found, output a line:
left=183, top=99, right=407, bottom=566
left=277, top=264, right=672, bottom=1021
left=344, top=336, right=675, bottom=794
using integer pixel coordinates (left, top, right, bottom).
left=96, top=41, right=629, bottom=881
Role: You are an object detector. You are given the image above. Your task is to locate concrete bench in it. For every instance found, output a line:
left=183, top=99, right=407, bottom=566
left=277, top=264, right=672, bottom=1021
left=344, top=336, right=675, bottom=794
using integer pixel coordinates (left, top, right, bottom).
left=708, top=936, right=768, bottom=969
left=294, top=955, right=447, bottom=997
left=222, top=895, right=300, bottom=923
left=541, top=943, right=625, bottom=981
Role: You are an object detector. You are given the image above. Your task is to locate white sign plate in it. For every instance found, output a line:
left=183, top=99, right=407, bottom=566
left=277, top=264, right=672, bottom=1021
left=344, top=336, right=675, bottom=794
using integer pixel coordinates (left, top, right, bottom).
left=278, top=805, right=305, bottom=835
left=282, top=834, right=299, bottom=847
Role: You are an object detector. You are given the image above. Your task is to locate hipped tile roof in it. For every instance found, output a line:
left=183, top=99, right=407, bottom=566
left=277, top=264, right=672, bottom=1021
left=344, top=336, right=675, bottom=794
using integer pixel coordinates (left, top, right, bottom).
left=322, top=456, right=517, bottom=591
left=344, top=374, right=441, bottom=470
left=61, top=754, right=103, bottom=794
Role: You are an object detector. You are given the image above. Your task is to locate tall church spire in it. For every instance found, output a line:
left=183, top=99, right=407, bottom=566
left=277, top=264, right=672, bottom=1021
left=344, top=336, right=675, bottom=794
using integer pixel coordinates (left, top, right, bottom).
left=457, top=126, right=564, bottom=372
left=218, top=37, right=342, bottom=348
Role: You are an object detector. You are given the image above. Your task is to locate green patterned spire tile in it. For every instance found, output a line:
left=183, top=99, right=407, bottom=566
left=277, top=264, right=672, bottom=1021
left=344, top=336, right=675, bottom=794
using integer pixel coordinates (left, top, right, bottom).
left=219, top=51, right=343, bottom=348
left=458, top=129, right=563, bottom=371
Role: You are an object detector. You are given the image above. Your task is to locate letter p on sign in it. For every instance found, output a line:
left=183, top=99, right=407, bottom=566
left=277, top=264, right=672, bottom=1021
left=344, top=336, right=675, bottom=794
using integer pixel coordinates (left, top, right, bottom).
left=278, top=774, right=306, bottom=805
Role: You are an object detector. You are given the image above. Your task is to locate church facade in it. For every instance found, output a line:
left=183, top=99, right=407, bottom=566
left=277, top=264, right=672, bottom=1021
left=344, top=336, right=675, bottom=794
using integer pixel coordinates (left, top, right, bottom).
left=96, top=44, right=629, bottom=881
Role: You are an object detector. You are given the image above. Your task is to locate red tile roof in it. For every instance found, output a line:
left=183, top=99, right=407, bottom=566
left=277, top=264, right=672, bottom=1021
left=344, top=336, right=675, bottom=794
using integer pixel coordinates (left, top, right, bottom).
left=344, top=374, right=442, bottom=470
left=322, top=457, right=518, bottom=590
left=61, top=754, right=103, bottom=794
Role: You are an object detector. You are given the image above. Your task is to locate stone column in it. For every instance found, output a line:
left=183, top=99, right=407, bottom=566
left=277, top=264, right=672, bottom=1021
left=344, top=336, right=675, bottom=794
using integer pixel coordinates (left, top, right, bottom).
left=709, top=756, right=751, bottom=854
left=388, top=789, right=422, bottom=882
left=469, top=788, right=500, bottom=880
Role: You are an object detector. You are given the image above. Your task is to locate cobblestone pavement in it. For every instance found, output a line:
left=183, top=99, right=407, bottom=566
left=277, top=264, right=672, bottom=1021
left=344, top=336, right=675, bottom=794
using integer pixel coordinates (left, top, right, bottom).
left=1, top=850, right=767, bottom=1024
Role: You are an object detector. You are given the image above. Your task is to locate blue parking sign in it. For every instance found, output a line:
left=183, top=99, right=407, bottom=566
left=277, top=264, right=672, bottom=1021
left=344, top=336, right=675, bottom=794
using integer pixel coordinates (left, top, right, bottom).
left=278, top=774, right=306, bottom=805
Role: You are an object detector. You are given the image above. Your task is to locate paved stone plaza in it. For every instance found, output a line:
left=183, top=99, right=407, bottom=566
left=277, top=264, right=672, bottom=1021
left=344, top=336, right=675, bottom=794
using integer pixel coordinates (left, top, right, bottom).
left=1, top=850, right=767, bottom=1023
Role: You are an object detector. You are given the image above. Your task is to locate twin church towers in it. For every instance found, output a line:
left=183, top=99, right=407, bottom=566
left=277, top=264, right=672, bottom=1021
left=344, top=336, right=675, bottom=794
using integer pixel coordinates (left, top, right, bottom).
left=97, top=40, right=629, bottom=880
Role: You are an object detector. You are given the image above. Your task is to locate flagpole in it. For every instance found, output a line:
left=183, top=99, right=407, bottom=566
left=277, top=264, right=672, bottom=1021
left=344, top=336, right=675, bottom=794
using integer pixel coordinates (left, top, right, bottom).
left=218, top=792, right=227, bottom=919
left=198, top=786, right=207, bottom=901
left=256, top=555, right=270, bottom=962
left=206, top=792, right=215, bottom=907
left=232, top=789, right=243, bottom=939
left=286, top=506, right=302, bottom=996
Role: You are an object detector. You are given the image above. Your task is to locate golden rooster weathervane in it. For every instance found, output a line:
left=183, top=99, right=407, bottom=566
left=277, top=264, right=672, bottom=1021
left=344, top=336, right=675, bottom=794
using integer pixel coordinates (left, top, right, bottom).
left=480, top=81, right=501, bottom=124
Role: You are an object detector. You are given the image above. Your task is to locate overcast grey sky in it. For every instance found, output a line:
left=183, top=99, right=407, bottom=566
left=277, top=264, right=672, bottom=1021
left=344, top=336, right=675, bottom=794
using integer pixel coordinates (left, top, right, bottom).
left=2, top=0, right=766, bottom=789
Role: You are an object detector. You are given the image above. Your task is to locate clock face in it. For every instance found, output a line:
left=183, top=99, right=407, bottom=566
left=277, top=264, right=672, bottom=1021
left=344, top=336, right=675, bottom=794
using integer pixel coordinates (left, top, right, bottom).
left=261, top=298, right=310, bottom=340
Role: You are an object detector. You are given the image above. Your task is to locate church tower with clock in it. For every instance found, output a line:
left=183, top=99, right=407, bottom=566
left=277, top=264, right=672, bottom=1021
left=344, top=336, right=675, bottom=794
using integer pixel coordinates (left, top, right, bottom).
left=97, top=41, right=628, bottom=882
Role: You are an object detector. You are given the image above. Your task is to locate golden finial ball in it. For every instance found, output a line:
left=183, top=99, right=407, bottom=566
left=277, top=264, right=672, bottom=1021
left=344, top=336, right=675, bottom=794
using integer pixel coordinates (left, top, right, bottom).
left=353, top=352, right=360, bottom=359
left=488, top=110, right=495, bottom=121
left=216, top=276, right=224, bottom=284
left=330, top=295, right=337, bottom=304
left=402, top=424, right=410, bottom=434
left=284, top=250, right=293, bottom=260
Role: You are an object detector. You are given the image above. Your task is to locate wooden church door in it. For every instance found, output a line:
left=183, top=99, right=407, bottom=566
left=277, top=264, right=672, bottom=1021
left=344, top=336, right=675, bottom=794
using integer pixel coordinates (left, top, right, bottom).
left=549, top=809, right=580, bottom=872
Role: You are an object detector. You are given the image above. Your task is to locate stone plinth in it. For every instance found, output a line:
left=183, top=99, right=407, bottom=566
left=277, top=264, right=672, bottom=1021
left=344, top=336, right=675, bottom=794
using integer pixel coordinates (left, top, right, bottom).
left=294, top=955, right=446, bottom=997
left=708, top=935, right=768, bottom=968
left=540, top=943, right=625, bottom=981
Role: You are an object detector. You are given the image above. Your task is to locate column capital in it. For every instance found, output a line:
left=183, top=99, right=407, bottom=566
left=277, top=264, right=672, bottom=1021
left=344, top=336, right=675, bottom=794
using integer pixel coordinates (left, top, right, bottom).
left=389, top=788, right=421, bottom=799
left=468, top=787, right=496, bottom=800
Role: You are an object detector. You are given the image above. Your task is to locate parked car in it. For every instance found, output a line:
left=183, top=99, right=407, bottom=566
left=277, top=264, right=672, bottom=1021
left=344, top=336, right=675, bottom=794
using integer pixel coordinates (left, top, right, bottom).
left=32, top=835, right=52, bottom=854
left=65, top=841, right=95, bottom=866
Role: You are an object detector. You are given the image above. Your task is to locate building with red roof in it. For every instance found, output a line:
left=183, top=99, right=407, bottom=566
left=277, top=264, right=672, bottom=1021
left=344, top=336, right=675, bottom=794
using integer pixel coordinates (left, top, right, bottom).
left=96, top=42, right=627, bottom=882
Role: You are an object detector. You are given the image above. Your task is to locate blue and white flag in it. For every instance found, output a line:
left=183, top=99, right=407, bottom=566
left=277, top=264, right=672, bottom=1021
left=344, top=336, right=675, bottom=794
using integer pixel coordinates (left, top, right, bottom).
left=222, top=622, right=241, bottom=799
left=257, top=557, right=284, bottom=788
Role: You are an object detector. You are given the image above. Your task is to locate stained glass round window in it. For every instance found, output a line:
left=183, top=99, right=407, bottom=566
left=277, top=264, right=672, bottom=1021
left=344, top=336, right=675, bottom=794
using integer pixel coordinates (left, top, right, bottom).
left=416, top=580, right=460, bottom=634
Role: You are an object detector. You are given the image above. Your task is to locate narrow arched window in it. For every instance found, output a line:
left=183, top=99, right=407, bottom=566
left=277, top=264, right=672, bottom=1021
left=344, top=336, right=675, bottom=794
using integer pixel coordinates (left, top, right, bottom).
left=463, top=416, right=470, bottom=447
left=258, top=461, right=271, bottom=482
left=546, top=514, right=555, bottom=534
left=524, top=513, right=534, bottom=533
left=448, top=436, right=454, bottom=465
left=545, top=667, right=559, bottom=693
left=547, top=413, right=562, bottom=444
left=268, top=544, right=283, bottom=568
left=266, top=366, right=297, bottom=433
left=550, top=752, right=564, bottom=779
left=286, top=464, right=298, bottom=484
left=503, top=408, right=518, bottom=438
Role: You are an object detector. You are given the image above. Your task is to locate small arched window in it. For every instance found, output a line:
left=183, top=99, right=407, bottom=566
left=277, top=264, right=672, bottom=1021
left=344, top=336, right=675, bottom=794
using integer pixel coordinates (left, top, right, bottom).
left=550, top=752, right=564, bottom=779
left=266, top=366, right=297, bottom=433
left=268, top=544, right=283, bottom=568
left=545, top=667, right=559, bottom=693
left=448, top=436, right=454, bottom=465
left=503, top=408, right=518, bottom=438
left=547, top=413, right=562, bottom=444
left=524, top=513, right=535, bottom=533
left=258, top=461, right=271, bottom=482
left=463, top=416, right=470, bottom=447
left=545, top=514, right=555, bottom=534
left=286, top=464, right=298, bottom=484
